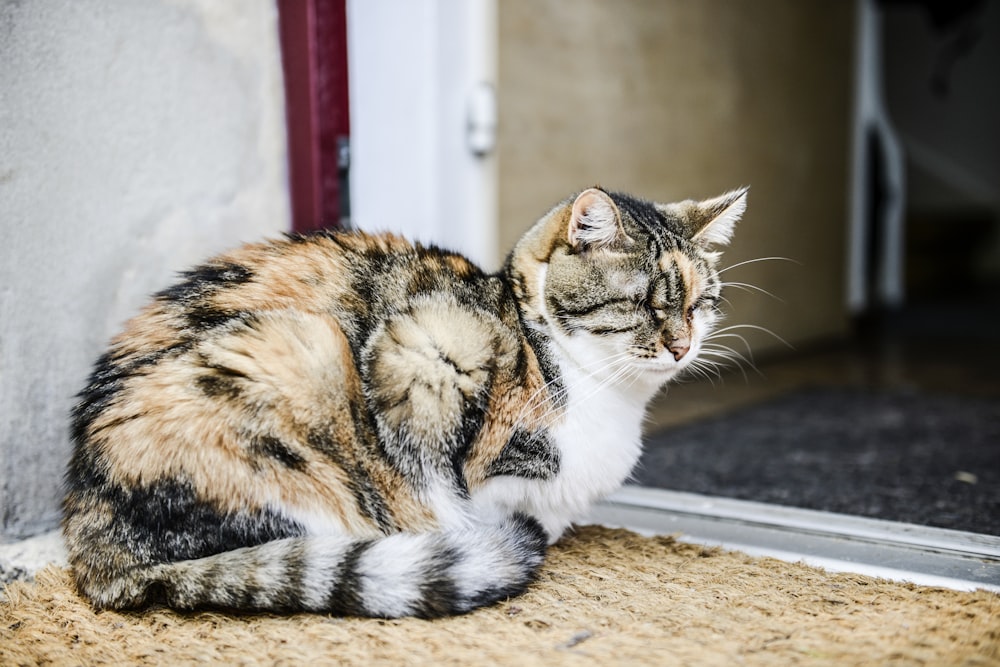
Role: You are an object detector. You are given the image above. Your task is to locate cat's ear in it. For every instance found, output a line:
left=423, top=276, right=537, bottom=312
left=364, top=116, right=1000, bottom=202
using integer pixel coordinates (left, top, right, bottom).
left=661, top=187, right=748, bottom=248
left=567, top=188, right=624, bottom=251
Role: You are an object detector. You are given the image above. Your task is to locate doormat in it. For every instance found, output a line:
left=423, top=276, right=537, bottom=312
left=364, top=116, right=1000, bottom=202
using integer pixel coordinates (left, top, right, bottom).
left=638, top=387, right=1000, bottom=534
left=2, top=526, right=996, bottom=666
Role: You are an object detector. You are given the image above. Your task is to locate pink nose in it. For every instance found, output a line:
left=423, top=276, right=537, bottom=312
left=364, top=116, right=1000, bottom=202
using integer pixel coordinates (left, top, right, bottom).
left=667, top=338, right=690, bottom=361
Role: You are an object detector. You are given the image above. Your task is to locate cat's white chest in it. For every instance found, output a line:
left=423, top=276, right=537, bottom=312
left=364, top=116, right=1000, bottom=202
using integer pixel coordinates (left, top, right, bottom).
left=472, top=361, right=656, bottom=542
left=547, top=378, right=647, bottom=503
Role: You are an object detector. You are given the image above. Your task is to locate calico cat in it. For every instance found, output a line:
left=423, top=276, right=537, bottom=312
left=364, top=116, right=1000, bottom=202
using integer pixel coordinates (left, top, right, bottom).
left=64, top=186, right=747, bottom=618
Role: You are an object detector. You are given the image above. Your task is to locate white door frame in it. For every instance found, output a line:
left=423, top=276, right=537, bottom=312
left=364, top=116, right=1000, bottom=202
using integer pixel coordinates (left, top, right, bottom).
left=346, top=0, right=499, bottom=268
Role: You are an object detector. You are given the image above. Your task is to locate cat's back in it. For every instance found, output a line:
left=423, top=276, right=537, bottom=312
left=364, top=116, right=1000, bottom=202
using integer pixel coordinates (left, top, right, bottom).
left=99, top=230, right=505, bottom=374
left=146, top=230, right=488, bottom=327
left=66, top=230, right=522, bottom=559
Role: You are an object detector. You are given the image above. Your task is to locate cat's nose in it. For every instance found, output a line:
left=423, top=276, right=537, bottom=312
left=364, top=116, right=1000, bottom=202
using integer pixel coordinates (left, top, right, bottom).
left=666, top=337, right=690, bottom=361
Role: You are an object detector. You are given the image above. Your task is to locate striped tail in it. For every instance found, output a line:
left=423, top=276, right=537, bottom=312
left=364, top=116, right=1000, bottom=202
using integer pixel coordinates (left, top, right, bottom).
left=128, top=513, right=547, bottom=618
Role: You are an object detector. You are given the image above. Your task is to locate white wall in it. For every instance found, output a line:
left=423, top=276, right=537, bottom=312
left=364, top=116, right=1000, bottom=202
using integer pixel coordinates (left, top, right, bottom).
left=347, top=0, right=499, bottom=267
left=0, top=0, right=290, bottom=539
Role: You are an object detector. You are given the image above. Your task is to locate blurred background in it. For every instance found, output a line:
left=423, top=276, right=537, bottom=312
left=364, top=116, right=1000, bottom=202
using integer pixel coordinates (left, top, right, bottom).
left=1, top=0, right=997, bottom=546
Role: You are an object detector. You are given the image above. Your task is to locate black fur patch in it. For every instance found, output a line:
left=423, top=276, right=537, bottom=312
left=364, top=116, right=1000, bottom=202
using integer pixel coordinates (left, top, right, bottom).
left=458, top=514, right=548, bottom=611
left=414, top=544, right=462, bottom=618
left=587, top=324, right=641, bottom=336
left=185, top=305, right=252, bottom=331
left=548, top=296, right=634, bottom=319
left=487, top=429, right=560, bottom=479
left=522, top=326, right=565, bottom=408
left=194, top=352, right=252, bottom=400
left=306, top=428, right=397, bottom=533
left=272, top=540, right=309, bottom=612
left=609, top=191, right=682, bottom=250
left=449, top=389, right=489, bottom=495
left=156, top=261, right=254, bottom=331
left=79, top=475, right=304, bottom=565
left=71, top=344, right=189, bottom=445
left=325, top=540, right=373, bottom=615
left=157, top=261, right=254, bottom=303
left=195, top=372, right=242, bottom=399
left=250, top=436, right=307, bottom=470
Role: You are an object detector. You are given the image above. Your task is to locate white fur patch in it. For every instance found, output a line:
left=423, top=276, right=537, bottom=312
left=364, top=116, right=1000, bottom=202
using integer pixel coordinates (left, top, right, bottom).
left=283, top=506, right=355, bottom=537
left=446, top=520, right=534, bottom=595
left=472, top=263, right=655, bottom=543
left=299, top=536, right=354, bottom=611
left=356, top=533, right=436, bottom=617
left=422, top=477, right=473, bottom=531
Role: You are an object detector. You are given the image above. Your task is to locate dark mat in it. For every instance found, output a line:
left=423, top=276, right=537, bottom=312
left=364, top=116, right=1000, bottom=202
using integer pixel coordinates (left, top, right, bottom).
left=636, top=387, right=1000, bottom=535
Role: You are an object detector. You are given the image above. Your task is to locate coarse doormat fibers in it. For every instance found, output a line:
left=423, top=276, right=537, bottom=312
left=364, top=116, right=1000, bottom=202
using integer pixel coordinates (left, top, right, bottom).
left=2, top=526, right=997, bottom=666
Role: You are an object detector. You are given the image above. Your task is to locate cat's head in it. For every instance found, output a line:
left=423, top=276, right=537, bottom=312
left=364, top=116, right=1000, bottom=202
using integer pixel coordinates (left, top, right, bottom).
left=508, top=186, right=747, bottom=391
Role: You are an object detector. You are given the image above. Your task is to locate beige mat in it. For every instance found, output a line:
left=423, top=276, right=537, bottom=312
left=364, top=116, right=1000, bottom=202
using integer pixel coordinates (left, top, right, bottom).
left=2, top=526, right=997, bottom=666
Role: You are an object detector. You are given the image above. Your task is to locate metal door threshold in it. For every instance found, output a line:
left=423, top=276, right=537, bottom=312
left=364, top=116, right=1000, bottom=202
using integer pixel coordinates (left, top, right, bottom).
left=587, top=486, right=1000, bottom=593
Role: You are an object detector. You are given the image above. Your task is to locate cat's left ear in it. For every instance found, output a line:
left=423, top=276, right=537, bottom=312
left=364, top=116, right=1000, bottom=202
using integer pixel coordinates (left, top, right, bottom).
left=663, top=187, right=748, bottom=248
left=567, top=188, right=625, bottom=251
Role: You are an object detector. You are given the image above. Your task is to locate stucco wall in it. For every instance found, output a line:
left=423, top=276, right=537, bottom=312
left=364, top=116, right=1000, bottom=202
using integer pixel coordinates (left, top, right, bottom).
left=0, top=0, right=290, bottom=540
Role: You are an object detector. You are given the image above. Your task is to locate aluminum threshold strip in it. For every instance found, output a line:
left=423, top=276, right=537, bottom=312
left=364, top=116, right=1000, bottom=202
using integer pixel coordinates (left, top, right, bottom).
left=587, top=485, right=1000, bottom=593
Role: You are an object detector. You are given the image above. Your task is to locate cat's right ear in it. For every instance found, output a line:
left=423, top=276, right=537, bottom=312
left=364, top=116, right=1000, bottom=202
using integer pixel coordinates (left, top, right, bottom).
left=568, top=188, right=624, bottom=251
left=687, top=187, right=748, bottom=248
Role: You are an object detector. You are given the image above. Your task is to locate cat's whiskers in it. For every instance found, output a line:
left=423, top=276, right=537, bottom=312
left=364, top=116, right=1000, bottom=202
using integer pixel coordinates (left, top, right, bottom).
left=706, top=257, right=793, bottom=372
left=719, top=281, right=785, bottom=303
left=717, top=256, right=799, bottom=276
left=511, top=349, right=633, bottom=427
left=703, top=336, right=770, bottom=379
left=698, top=346, right=752, bottom=382
left=680, top=358, right=722, bottom=386
left=623, top=363, right=645, bottom=393
left=699, top=344, right=749, bottom=367
left=526, top=354, right=637, bottom=429
left=709, top=323, right=792, bottom=350
left=702, top=331, right=755, bottom=361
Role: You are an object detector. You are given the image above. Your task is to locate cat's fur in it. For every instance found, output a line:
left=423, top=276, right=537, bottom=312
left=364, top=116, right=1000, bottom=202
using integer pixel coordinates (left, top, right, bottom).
left=64, top=186, right=747, bottom=618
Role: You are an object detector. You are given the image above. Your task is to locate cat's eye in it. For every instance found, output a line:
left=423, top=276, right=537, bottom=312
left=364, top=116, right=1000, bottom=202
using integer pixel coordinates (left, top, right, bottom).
left=643, top=302, right=667, bottom=320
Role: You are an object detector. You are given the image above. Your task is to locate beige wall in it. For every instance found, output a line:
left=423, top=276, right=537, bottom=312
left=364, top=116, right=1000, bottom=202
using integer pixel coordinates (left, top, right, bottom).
left=498, top=0, right=856, bottom=354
